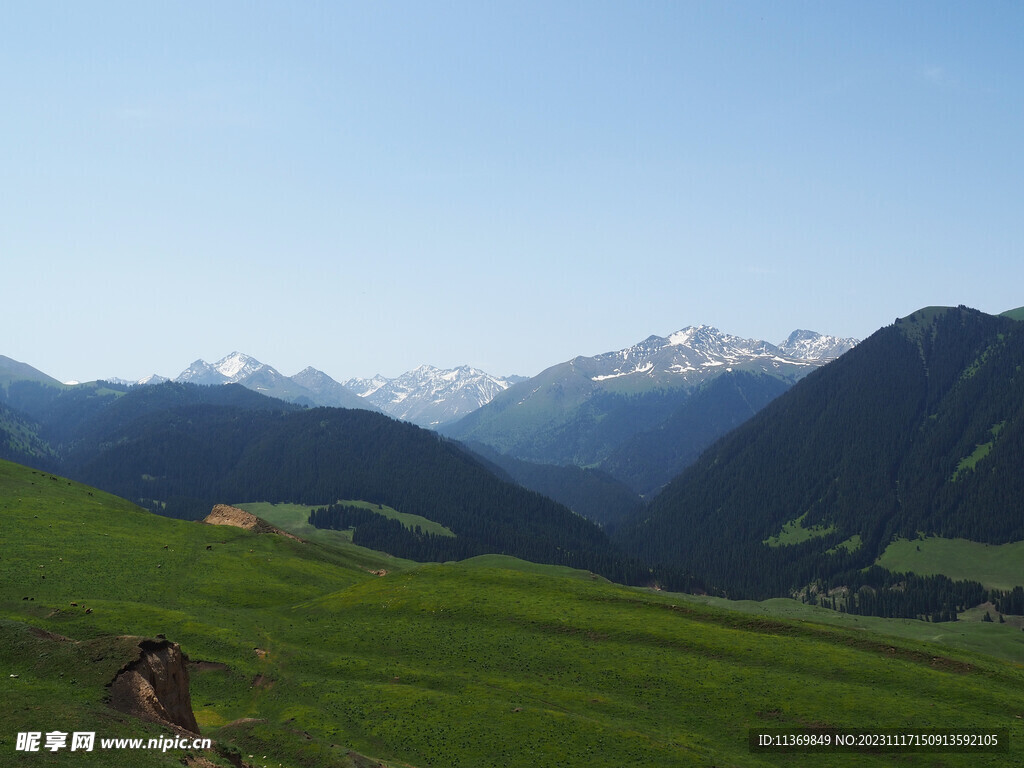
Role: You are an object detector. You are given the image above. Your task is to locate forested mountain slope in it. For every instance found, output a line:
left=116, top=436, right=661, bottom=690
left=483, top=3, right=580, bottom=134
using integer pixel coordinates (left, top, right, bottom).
left=0, top=400, right=55, bottom=469
left=600, top=370, right=790, bottom=496
left=616, top=306, right=1024, bottom=601
left=442, top=326, right=849, bottom=491
left=38, top=383, right=642, bottom=581
left=461, top=440, right=642, bottom=528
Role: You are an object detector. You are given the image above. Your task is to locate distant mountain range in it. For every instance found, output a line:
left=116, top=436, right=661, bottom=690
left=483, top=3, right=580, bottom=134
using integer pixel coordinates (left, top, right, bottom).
left=441, top=326, right=858, bottom=493
left=2, top=322, right=858, bottom=506
left=104, top=353, right=523, bottom=426
left=171, top=352, right=372, bottom=411
left=565, top=325, right=856, bottom=391
left=3, top=323, right=859, bottom=499
left=92, top=326, right=853, bottom=433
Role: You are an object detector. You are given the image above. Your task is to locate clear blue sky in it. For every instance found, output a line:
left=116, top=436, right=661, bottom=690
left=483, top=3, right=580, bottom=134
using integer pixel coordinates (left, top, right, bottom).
left=3, top=2, right=1022, bottom=383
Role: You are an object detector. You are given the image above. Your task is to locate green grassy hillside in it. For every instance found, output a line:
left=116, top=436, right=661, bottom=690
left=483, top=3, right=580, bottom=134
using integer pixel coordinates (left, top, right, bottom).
left=677, top=593, right=1024, bottom=666
left=0, top=354, right=66, bottom=390
left=3, top=459, right=1024, bottom=767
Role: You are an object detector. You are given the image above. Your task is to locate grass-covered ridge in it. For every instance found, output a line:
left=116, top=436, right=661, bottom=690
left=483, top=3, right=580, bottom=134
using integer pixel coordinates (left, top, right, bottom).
left=4, top=458, right=1024, bottom=766
left=677, top=592, right=1024, bottom=666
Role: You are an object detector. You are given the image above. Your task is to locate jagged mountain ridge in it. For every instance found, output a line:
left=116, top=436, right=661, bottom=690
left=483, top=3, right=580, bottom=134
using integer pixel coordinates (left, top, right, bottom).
left=441, top=325, right=858, bottom=475
left=777, top=329, right=859, bottom=361
left=24, top=324, right=857, bottom=431
left=167, top=352, right=373, bottom=411
left=121, top=355, right=360, bottom=410
left=106, top=374, right=170, bottom=387
left=574, top=325, right=853, bottom=390
left=109, top=353, right=521, bottom=425
left=346, top=365, right=527, bottom=426
left=175, top=351, right=272, bottom=386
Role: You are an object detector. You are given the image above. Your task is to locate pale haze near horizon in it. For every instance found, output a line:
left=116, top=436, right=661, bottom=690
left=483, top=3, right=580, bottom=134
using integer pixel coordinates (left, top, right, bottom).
left=2, top=2, right=1021, bottom=384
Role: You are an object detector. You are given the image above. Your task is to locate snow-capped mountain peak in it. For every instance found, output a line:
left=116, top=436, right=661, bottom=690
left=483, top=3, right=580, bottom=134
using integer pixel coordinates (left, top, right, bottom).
left=175, top=359, right=223, bottom=385
left=345, top=365, right=521, bottom=426
left=667, top=325, right=770, bottom=355
left=666, top=324, right=717, bottom=348
left=103, top=374, right=170, bottom=387
left=777, top=330, right=859, bottom=361
left=173, top=352, right=268, bottom=386
left=212, top=351, right=266, bottom=382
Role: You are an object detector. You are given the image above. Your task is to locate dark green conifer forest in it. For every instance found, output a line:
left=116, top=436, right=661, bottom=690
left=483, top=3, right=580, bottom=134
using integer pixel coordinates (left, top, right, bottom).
left=614, top=307, right=1024, bottom=619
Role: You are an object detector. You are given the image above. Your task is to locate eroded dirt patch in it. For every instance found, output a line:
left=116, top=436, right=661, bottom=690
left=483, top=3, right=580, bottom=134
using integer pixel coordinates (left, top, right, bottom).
left=108, top=638, right=200, bottom=734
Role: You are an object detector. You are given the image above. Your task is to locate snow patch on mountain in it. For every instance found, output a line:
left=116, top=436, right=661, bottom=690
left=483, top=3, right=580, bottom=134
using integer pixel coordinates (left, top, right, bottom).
left=592, top=362, right=655, bottom=381
left=344, top=374, right=390, bottom=398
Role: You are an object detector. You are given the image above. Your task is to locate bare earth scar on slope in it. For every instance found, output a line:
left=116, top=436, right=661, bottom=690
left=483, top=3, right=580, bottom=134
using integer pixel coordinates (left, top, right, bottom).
left=108, top=638, right=201, bottom=734
left=201, top=504, right=303, bottom=541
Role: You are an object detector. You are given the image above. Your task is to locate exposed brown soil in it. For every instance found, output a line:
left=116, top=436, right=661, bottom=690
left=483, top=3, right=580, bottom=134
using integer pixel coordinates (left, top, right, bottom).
left=251, top=673, right=273, bottom=689
left=108, top=639, right=200, bottom=734
left=201, top=504, right=302, bottom=541
left=29, top=626, right=72, bottom=642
